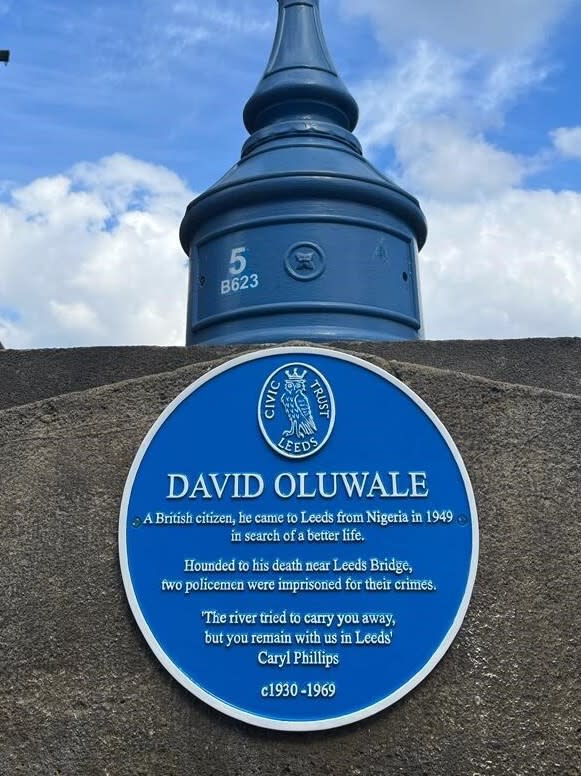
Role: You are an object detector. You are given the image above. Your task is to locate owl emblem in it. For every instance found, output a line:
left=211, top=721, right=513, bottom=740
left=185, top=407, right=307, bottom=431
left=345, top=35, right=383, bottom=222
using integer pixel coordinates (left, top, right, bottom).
left=280, top=369, right=317, bottom=439
left=258, top=360, right=335, bottom=459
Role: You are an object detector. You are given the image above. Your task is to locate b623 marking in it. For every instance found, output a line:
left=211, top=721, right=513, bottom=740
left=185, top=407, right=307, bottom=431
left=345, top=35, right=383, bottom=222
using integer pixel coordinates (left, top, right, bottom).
left=221, top=247, right=260, bottom=296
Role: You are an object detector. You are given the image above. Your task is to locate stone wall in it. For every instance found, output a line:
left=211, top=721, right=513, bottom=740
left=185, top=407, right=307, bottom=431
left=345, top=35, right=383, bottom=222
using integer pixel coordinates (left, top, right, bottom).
left=1, top=338, right=579, bottom=412
left=1, top=341, right=579, bottom=775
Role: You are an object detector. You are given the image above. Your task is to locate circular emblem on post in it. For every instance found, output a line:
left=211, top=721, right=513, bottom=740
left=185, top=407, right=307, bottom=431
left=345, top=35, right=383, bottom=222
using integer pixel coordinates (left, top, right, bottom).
left=284, top=242, right=326, bottom=281
left=258, top=362, right=335, bottom=459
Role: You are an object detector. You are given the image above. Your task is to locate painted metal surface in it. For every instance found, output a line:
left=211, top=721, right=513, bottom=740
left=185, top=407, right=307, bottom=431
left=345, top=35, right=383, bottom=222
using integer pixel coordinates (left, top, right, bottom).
left=120, top=348, right=478, bottom=731
left=180, top=1, right=428, bottom=344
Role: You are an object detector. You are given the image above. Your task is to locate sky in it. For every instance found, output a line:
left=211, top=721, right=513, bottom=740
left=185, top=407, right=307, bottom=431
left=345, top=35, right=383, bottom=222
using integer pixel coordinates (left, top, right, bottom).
left=1, top=0, right=581, bottom=348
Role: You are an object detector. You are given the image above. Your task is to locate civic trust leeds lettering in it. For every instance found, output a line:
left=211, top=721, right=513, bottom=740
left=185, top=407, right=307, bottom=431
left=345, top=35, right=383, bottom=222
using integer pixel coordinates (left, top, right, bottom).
left=166, top=470, right=430, bottom=500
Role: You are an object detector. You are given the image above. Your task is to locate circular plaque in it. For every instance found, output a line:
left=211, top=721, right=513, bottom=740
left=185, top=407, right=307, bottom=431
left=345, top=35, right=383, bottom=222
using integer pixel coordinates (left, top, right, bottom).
left=119, top=347, right=478, bottom=731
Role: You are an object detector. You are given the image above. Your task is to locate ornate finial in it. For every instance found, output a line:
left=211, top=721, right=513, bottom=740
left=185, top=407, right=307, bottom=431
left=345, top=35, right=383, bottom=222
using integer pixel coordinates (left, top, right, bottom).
left=180, top=0, right=428, bottom=346
left=243, top=0, right=358, bottom=137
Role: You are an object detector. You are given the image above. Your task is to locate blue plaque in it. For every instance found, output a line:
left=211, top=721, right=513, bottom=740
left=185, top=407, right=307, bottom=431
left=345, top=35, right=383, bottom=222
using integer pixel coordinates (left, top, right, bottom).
left=119, top=348, right=478, bottom=731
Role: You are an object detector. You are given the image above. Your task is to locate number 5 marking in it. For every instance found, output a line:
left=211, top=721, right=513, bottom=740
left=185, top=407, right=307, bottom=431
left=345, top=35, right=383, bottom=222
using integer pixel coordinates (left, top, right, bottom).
left=229, top=247, right=247, bottom=276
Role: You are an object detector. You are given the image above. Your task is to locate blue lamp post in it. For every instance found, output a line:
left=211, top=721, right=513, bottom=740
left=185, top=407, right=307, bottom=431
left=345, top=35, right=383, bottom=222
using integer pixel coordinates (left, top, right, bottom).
left=180, top=0, right=427, bottom=344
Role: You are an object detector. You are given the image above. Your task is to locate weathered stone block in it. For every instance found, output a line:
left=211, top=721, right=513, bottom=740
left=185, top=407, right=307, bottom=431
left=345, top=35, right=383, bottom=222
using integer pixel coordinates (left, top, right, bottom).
left=0, top=345, right=579, bottom=775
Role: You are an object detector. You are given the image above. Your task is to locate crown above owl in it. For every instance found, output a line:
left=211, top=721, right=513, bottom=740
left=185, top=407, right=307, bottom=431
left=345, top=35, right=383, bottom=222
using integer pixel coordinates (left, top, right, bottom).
left=285, top=368, right=307, bottom=382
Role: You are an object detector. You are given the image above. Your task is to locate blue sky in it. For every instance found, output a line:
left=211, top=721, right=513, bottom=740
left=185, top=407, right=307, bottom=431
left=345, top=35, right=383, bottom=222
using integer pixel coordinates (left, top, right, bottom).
left=1, top=0, right=581, bottom=347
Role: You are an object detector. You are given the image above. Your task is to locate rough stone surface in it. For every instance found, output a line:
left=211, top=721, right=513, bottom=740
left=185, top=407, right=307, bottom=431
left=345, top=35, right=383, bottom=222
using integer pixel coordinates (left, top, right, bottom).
left=0, top=346, right=579, bottom=775
left=0, top=337, right=579, bottom=412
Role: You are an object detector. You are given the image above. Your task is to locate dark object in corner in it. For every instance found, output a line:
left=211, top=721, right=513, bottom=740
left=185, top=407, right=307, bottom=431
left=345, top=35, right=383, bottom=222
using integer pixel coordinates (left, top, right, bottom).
left=0, top=50, right=10, bottom=65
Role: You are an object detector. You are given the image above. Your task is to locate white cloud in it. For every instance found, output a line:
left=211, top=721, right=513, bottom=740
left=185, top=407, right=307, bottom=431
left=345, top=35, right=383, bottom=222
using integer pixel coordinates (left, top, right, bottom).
left=160, top=1, right=272, bottom=59
left=0, top=155, right=192, bottom=349
left=49, top=300, right=103, bottom=334
left=551, top=126, right=581, bottom=159
left=352, top=42, right=543, bottom=203
left=339, top=0, right=576, bottom=54
left=353, top=41, right=551, bottom=175
left=355, top=42, right=466, bottom=151
left=476, top=56, right=552, bottom=117
left=170, top=3, right=272, bottom=37
left=392, top=119, right=526, bottom=201
left=421, top=189, right=581, bottom=339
